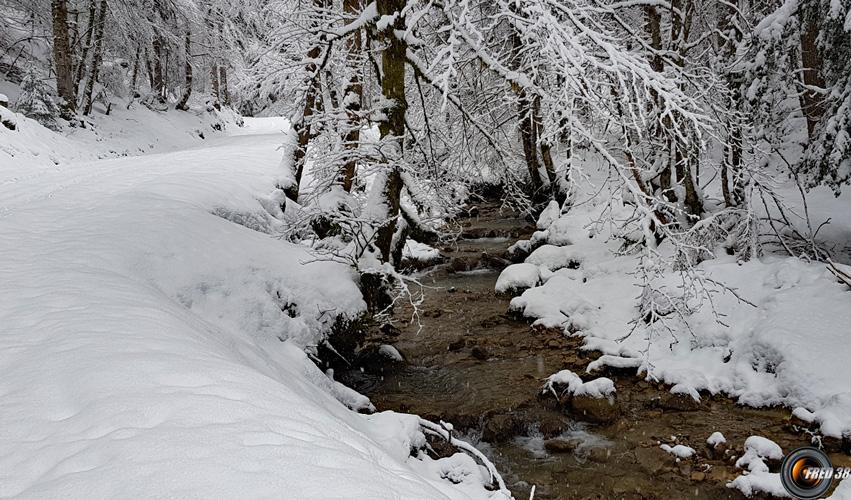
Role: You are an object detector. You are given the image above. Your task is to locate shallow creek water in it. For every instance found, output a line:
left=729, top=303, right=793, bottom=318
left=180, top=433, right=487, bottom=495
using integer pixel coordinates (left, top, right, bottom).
left=340, top=202, right=849, bottom=499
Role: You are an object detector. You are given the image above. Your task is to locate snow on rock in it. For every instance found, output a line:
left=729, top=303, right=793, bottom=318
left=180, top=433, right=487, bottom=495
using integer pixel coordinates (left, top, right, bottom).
left=586, top=355, right=643, bottom=373
left=736, top=436, right=784, bottom=470
left=403, top=240, right=442, bottom=263
left=536, top=200, right=561, bottom=229
left=660, top=444, right=696, bottom=459
left=525, top=244, right=583, bottom=271
left=707, top=432, right=727, bottom=447
left=728, top=471, right=790, bottom=498
left=0, top=117, right=506, bottom=499
left=670, top=383, right=701, bottom=402
left=495, top=263, right=541, bottom=294
left=542, top=370, right=615, bottom=399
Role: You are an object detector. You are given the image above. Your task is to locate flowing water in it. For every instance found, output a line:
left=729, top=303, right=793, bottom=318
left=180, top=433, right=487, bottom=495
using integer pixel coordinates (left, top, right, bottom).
left=340, top=202, right=849, bottom=499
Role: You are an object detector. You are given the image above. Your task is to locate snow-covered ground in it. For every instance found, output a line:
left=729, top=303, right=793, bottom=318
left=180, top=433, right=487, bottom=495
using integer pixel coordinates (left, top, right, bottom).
left=503, top=162, right=851, bottom=443
left=0, top=111, right=508, bottom=499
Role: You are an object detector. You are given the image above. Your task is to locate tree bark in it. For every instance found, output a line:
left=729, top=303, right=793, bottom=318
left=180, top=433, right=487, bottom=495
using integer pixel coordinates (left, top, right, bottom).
left=74, top=0, right=97, bottom=93
left=339, top=0, right=363, bottom=192
left=798, top=13, right=826, bottom=140
left=151, top=36, right=165, bottom=103
left=176, top=31, right=193, bottom=111
left=218, top=65, right=229, bottom=106
left=210, top=62, right=220, bottom=109
left=82, top=0, right=107, bottom=116
left=373, top=0, right=407, bottom=264
left=51, top=0, right=75, bottom=116
left=286, top=0, right=327, bottom=201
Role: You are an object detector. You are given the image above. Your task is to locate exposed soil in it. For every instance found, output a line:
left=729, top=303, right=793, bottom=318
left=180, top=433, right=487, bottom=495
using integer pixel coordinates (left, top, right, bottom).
left=339, top=202, right=849, bottom=500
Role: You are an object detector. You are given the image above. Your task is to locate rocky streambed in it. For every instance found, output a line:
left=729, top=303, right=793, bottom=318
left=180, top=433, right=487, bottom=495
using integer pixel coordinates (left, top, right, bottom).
left=339, top=201, right=849, bottom=499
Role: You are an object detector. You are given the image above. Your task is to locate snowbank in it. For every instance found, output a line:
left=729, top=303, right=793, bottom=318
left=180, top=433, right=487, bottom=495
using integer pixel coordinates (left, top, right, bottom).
left=510, top=184, right=851, bottom=441
left=0, top=117, right=508, bottom=499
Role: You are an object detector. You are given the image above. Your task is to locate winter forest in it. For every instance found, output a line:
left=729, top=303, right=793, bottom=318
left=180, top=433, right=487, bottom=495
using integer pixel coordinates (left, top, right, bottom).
left=2, top=0, right=851, bottom=498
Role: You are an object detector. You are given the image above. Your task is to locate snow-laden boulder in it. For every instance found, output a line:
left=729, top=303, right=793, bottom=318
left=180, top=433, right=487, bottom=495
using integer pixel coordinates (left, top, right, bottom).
left=542, top=370, right=618, bottom=423
left=536, top=200, right=560, bottom=229
left=495, top=263, right=540, bottom=295
left=526, top=244, right=582, bottom=271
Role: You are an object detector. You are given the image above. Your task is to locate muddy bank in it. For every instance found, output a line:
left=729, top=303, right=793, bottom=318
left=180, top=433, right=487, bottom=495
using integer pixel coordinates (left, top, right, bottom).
left=339, top=202, right=848, bottom=499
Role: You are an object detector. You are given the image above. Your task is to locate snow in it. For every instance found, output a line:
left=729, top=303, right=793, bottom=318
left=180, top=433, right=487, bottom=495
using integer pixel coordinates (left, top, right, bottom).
left=660, top=444, right=695, bottom=459
left=728, top=470, right=790, bottom=498
left=727, top=436, right=788, bottom=497
left=525, top=244, right=583, bottom=271
left=542, top=370, right=615, bottom=399
left=536, top=200, right=560, bottom=229
left=403, top=239, right=441, bottom=262
left=495, top=263, right=540, bottom=294
left=509, top=180, right=851, bottom=440
left=0, top=114, right=509, bottom=499
left=707, top=432, right=727, bottom=447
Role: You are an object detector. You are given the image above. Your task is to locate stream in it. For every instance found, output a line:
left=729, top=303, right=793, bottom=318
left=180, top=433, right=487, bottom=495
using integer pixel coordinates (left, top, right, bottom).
left=340, top=201, right=848, bottom=499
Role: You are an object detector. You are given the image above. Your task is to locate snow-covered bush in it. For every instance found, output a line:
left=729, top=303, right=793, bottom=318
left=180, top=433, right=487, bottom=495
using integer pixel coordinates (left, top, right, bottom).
left=15, top=66, right=60, bottom=130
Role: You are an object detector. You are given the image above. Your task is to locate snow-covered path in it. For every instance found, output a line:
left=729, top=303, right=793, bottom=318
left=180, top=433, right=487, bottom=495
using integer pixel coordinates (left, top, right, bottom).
left=0, top=118, right=502, bottom=499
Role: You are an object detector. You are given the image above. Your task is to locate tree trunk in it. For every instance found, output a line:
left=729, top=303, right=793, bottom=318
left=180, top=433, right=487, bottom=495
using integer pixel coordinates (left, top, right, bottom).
left=798, top=13, right=826, bottom=140
left=373, top=0, right=407, bottom=264
left=176, top=32, right=193, bottom=111
left=645, top=4, right=670, bottom=195
left=218, top=65, right=229, bottom=106
left=286, top=0, right=327, bottom=201
left=210, top=62, right=220, bottom=109
left=51, top=0, right=75, bottom=116
left=340, top=0, right=363, bottom=192
left=151, top=36, right=165, bottom=103
left=82, top=0, right=107, bottom=116
left=74, top=0, right=97, bottom=93
left=130, top=45, right=141, bottom=96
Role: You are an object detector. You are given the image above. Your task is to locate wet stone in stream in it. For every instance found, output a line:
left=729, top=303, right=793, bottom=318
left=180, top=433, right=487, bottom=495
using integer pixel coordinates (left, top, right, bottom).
left=337, top=201, right=844, bottom=499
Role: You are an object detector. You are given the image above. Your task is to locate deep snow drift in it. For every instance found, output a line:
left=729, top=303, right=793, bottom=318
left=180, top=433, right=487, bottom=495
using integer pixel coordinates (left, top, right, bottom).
left=0, top=112, right=507, bottom=499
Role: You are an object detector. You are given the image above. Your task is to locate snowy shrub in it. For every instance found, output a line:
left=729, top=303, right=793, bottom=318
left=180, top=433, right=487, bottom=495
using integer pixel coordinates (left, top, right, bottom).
left=15, top=66, right=60, bottom=130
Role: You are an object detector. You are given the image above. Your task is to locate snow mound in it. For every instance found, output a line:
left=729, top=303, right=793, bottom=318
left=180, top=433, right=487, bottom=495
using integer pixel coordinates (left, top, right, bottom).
left=542, top=370, right=615, bottom=399
left=660, top=444, right=695, bottom=459
left=525, top=244, right=582, bottom=271
left=536, top=200, right=560, bottom=229
left=707, top=432, right=727, bottom=447
left=495, top=263, right=541, bottom=294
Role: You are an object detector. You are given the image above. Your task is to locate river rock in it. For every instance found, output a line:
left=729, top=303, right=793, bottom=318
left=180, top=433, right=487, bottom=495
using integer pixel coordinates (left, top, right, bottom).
left=448, top=337, right=466, bottom=351
left=544, top=438, right=580, bottom=453
left=471, top=345, right=489, bottom=360
left=570, top=394, right=619, bottom=423
left=482, top=414, right=520, bottom=442
left=660, top=392, right=701, bottom=412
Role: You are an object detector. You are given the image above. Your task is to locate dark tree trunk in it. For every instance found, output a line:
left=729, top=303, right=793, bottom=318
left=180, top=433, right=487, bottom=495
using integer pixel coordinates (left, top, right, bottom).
left=210, top=62, right=220, bottom=109
left=151, top=36, right=165, bottom=103
left=798, top=14, right=826, bottom=140
left=287, top=0, right=327, bottom=201
left=51, top=0, right=75, bottom=116
left=373, top=0, right=407, bottom=264
left=176, top=32, right=193, bottom=111
left=218, top=65, right=229, bottom=106
left=340, top=0, right=363, bottom=192
left=130, top=45, right=141, bottom=96
left=82, top=0, right=107, bottom=116
left=74, top=0, right=97, bottom=93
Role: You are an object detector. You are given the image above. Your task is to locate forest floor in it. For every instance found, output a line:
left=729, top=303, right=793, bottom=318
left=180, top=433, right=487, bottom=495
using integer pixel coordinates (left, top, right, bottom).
left=341, top=201, right=851, bottom=500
